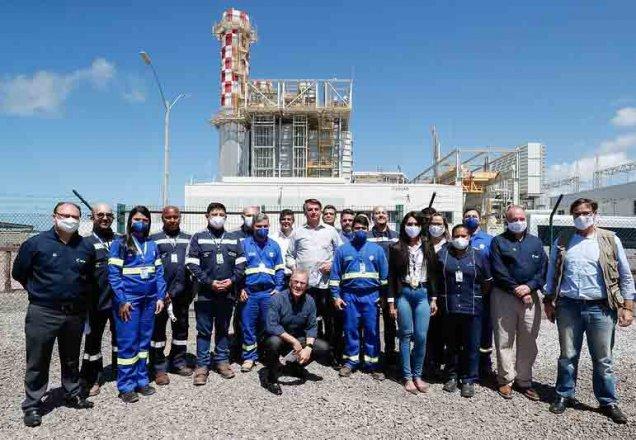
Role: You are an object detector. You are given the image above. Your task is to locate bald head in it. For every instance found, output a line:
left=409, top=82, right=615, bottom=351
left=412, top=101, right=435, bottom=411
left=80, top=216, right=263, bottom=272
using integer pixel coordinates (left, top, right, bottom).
left=90, top=203, right=113, bottom=232
left=505, top=205, right=526, bottom=222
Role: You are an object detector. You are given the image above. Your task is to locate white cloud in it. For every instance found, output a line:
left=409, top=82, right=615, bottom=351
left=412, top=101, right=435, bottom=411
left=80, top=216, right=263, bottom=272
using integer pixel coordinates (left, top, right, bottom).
left=611, top=107, right=636, bottom=127
left=547, top=151, right=629, bottom=182
left=122, top=75, right=147, bottom=103
left=0, top=58, right=115, bottom=116
left=599, top=132, right=636, bottom=153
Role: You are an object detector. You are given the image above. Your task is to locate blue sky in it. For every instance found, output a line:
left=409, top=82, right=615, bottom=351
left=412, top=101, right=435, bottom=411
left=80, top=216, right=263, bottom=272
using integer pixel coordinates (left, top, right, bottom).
left=1, top=0, right=636, bottom=211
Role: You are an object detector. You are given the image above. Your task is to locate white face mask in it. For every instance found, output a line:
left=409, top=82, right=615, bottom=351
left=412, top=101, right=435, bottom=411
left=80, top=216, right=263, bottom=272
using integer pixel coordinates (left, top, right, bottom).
left=405, top=225, right=421, bottom=239
left=452, top=237, right=469, bottom=250
left=208, top=215, right=226, bottom=229
left=428, top=225, right=445, bottom=238
left=243, top=216, right=254, bottom=228
left=574, top=214, right=595, bottom=230
left=507, top=220, right=527, bottom=234
left=56, top=217, right=80, bottom=234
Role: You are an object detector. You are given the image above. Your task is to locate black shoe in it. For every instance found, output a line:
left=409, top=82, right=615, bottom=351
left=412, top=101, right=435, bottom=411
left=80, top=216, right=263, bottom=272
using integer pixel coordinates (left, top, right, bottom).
left=136, top=385, right=156, bottom=396
left=600, top=404, right=628, bottom=424
left=460, top=383, right=475, bottom=398
left=23, top=409, right=41, bottom=427
left=443, top=378, right=458, bottom=393
left=63, top=395, right=94, bottom=409
left=264, top=378, right=282, bottom=396
left=549, top=396, right=573, bottom=414
left=289, top=364, right=323, bottom=383
left=119, top=391, right=139, bottom=403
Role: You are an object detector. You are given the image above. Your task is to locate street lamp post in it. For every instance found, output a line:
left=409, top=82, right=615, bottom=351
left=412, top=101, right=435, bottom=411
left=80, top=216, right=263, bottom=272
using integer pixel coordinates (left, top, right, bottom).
left=139, top=50, right=185, bottom=207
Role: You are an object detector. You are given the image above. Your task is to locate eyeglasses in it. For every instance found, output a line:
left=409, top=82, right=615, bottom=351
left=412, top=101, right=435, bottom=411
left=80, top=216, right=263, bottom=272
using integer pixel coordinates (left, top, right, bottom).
left=94, top=213, right=114, bottom=219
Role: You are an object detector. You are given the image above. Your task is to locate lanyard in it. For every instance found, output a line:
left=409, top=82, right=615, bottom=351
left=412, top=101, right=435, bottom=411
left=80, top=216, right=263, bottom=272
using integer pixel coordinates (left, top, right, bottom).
left=92, top=232, right=112, bottom=251
left=132, top=236, right=148, bottom=262
left=208, top=230, right=225, bottom=254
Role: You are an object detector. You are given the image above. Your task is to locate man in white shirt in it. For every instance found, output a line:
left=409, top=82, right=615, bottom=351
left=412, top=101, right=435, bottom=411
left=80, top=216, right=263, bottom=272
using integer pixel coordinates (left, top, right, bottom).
left=287, top=199, right=343, bottom=364
left=270, top=209, right=295, bottom=282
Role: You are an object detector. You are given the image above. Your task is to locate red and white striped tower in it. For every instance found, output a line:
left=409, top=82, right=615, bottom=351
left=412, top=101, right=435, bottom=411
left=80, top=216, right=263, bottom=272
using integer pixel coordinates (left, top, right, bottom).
left=213, top=8, right=257, bottom=114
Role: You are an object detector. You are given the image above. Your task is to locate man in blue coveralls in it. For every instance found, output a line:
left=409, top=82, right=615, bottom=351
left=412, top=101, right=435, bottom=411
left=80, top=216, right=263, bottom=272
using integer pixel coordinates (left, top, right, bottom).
left=239, top=213, right=286, bottom=372
left=330, top=214, right=388, bottom=380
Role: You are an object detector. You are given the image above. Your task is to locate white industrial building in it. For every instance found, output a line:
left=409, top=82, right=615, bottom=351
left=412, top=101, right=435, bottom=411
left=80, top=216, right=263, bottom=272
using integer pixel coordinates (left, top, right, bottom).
left=550, top=181, right=636, bottom=217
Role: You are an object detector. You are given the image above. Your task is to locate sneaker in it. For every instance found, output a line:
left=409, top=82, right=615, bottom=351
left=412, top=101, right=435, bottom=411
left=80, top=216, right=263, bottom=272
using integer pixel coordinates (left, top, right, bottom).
left=443, top=378, right=458, bottom=393
left=461, top=383, right=475, bottom=398
left=601, top=404, right=628, bottom=424
left=216, top=362, right=236, bottom=379
left=339, top=366, right=353, bottom=377
left=136, top=385, right=156, bottom=396
left=119, top=391, right=139, bottom=403
left=371, top=371, right=386, bottom=381
left=241, top=360, right=255, bottom=373
left=193, top=367, right=209, bottom=386
left=154, top=372, right=170, bottom=386
left=23, top=409, right=42, bottom=427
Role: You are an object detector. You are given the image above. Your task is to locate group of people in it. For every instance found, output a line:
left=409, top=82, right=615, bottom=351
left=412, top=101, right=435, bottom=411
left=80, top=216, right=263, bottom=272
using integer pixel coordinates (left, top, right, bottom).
left=12, top=197, right=634, bottom=428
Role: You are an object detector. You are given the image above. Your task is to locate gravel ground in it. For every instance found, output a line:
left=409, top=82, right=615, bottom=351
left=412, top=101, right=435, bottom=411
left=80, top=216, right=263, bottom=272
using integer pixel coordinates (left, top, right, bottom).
left=0, top=291, right=634, bottom=439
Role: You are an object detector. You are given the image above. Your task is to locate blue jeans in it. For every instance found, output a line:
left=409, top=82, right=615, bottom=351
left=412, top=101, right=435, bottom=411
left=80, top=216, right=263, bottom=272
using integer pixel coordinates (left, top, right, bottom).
left=396, top=286, right=430, bottom=380
left=195, top=296, right=234, bottom=367
left=555, top=297, right=618, bottom=406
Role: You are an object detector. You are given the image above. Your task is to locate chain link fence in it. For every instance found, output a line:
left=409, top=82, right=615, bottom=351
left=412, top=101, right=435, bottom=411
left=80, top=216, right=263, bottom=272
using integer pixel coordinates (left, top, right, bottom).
left=0, top=204, right=404, bottom=292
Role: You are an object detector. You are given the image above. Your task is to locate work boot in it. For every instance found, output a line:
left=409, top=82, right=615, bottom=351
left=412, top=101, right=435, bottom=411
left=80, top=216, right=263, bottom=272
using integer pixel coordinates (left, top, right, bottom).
left=216, top=363, right=236, bottom=379
left=64, top=395, right=94, bottom=409
left=600, top=404, right=628, bottom=424
left=443, top=378, right=458, bottom=393
left=171, top=365, right=194, bottom=377
left=136, top=385, right=156, bottom=396
left=23, top=409, right=42, bottom=427
left=461, top=383, right=475, bottom=398
left=119, top=391, right=139, bottom=403
left=154, top=372, right=170, bottom=386
left=193, top=367, right=209, bottom=386
left=241, top=360, right=255, bottom=373
left=339, top=366, right=353, bottom=377
left=371, top=371, right=386, bottom=381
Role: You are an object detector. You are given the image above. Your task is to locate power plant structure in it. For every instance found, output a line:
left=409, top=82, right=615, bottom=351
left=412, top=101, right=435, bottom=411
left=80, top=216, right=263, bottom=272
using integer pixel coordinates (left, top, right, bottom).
left=212, top=9, right=353, bottom=180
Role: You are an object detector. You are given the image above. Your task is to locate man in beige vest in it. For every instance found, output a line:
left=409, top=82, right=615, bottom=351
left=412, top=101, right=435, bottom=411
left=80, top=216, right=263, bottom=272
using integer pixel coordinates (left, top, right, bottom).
left=544, top=198, right=634, bottom=424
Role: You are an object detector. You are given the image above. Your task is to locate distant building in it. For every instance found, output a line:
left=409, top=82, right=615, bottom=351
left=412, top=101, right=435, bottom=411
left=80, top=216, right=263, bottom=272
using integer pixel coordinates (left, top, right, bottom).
left=550, top=181, right=636, bottom=217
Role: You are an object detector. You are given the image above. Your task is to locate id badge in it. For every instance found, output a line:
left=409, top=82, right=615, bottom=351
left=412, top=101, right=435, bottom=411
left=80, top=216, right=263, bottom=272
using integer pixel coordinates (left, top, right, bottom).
left=455, top=269, right=463, bottom=283
left=140, top=267, right=150, bottom=279
left=170, top=253, right=178, bottom=264
left=359, top=263, right=366, bottom=273
left=216, top=253, right=224, bottom=265
left=410, top=278, right=419, bottom=289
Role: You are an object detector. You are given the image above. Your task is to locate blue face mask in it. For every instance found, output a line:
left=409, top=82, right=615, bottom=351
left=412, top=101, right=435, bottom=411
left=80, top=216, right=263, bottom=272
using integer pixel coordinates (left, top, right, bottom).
left=131, top=220, right=148, bottom=234
left=255, top=227, right=269, bottom=239
left=464, top=217, right=480, bottom=230
left=352, top=230, right=367, bottom=244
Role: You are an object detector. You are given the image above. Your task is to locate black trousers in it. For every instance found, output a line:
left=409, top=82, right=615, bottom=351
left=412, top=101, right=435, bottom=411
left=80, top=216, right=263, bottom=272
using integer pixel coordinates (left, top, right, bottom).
left=150, top=292, right=192, bottom=372
left=381, top=300, right=397, bottom=355
left=425, top=310, right=445, bottom=371
left=80, top=307, right=117, bottom=387
left=308, top=287, right=343, bottom=363
left=261, top=335, right=331, bottom=381
left=444, top=313, right=481, bottom=384
left=23, top=303, right=85, bottom=412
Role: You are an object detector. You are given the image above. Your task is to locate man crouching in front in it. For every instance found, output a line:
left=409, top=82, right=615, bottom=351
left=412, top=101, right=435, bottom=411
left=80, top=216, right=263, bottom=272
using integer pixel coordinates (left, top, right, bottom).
left=261, top=269, right=331, bottom=395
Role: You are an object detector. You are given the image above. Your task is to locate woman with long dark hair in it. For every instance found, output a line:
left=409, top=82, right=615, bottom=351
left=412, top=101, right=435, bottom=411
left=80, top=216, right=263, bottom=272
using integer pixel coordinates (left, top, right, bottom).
left=424, top=212, right=451, bottom=378
left=108, top=206, right=166, bottom=403
left=388, top=211, right=438, bottom=394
